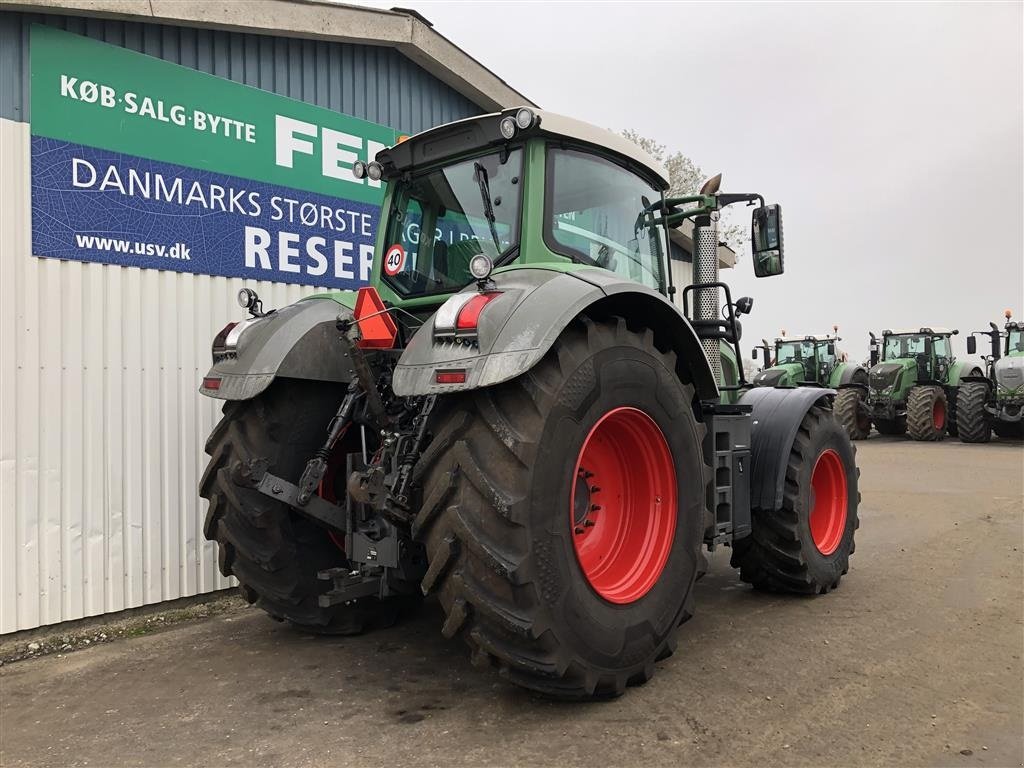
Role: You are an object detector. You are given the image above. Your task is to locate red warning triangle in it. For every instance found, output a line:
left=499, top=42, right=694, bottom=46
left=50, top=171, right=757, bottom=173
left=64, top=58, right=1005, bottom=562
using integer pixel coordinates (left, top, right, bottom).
left=353, top=286, right=398, bottom=349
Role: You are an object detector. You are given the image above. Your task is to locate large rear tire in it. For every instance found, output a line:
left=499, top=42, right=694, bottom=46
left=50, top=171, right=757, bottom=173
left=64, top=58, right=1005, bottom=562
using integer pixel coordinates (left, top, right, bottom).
left=834, top=388, right=870, bottom=440
left=414, top=317, right=706, bottom=699
left=731, top=406, right=859, bottom=593
left=200, top=381, right=409, bottom=634
left=955, top=382, right=991, bottom=443
left=907, top=385, right=948, bottom=441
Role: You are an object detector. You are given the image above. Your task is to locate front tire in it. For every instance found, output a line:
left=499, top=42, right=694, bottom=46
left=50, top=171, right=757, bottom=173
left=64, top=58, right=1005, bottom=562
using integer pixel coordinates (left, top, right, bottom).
left=907, top=385, right=948, bottom=441
left=834, top=388, right=870, bottom=440
left=731, top=406, right=860, bottom=593
left=414, top=317, right=706, bottom=699
left=955, top=382, right=991, bottom=443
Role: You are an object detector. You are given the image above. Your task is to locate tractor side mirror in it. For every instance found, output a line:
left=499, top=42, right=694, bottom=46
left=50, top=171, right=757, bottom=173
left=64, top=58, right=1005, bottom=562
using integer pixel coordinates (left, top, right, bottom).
left=735, top=296, right=754, bottom=316
left=751, top=204, right=784, bottom=278
left=827, top=342, right=836, bottom=356
left=967, top=336, right=977, bottom=355
left=752, top=348, right=758, bottom=360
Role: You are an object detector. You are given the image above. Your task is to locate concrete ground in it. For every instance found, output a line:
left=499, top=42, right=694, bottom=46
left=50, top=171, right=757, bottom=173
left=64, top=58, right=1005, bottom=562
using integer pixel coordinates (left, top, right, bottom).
left=2, top=438, right=1022, bottom=768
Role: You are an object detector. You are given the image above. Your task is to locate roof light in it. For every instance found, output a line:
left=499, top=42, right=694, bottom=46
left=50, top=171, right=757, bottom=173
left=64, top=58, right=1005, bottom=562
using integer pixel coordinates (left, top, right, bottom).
left=515, top=108, right=536, bottom=130
left=468, top=253, right=493, bottom=281
left=366, top=161, right=383, bottom=182
left=499, top=116, right=517, bottom=140
left=352, top=160, right=367, bottom=179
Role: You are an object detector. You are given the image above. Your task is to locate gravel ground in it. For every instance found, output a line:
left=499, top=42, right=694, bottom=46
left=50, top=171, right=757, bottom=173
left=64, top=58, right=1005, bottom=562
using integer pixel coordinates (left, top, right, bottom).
left=2, top=437, right=1022, bottom=768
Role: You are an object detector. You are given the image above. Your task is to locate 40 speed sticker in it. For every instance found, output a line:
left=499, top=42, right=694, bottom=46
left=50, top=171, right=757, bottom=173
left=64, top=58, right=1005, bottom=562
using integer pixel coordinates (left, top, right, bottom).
left=383, top=243, right=406, bottom=275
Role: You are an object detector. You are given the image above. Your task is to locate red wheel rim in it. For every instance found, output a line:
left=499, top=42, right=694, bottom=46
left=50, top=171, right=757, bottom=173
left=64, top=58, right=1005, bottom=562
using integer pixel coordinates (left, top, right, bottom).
left=570, top=407, right=677, bottom=604
left=933, top=398, right=945, bottom=430
left=808, top=449, right=848, bottom=556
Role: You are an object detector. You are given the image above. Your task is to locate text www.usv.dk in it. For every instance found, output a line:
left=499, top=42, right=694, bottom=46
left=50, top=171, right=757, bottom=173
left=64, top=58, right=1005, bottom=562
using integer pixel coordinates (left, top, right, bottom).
left=75, top=234, right=191, bottom=259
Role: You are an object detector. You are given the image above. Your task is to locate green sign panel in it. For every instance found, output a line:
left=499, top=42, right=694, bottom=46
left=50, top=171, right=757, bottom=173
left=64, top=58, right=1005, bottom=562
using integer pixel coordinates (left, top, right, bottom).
left=30, top=25, right=406, bottom=288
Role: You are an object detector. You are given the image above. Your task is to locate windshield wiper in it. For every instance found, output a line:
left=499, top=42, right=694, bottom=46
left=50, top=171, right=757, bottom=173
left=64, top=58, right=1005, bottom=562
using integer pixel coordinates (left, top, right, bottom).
left=474, top=162, right=502, bottom=253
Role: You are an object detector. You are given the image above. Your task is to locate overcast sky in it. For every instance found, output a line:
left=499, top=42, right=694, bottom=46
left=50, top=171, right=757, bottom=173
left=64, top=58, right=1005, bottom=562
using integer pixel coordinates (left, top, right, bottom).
left=369, top=0, right=1022, bottom=362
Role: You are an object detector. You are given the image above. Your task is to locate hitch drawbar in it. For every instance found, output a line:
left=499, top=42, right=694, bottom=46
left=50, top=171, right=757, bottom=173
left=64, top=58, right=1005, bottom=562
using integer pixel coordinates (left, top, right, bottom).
left=232, top=458, right=347, bottom=532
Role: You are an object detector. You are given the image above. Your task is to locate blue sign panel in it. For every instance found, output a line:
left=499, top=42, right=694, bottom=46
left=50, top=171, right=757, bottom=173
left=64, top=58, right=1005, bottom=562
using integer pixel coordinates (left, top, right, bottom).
left=31, top=138, right=380, bottom=289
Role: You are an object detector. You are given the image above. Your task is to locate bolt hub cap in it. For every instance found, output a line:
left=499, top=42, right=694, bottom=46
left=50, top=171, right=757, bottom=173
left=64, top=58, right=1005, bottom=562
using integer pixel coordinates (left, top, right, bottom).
left=570, top=407, right=677, bottom=604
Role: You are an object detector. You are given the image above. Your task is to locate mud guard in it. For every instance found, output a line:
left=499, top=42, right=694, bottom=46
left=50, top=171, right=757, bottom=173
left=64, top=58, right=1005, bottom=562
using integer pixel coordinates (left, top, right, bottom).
left=739, top=385, right=835, bottom=511
left=833, top=362, right=868, bottom=387
left=200, top=295, right=356, bottom=400
left=391, top=267, right=719, bottom=401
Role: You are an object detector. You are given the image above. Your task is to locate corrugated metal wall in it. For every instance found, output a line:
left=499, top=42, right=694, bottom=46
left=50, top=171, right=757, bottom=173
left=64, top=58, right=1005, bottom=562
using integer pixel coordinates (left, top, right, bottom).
left=0, top=11, right=481, bottom=131
left=0, top=10, right=483, bottom=634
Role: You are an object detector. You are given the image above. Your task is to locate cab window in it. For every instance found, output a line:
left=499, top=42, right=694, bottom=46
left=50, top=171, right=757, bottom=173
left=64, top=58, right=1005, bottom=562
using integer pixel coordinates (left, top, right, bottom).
left=545, top=148, right=664, bottom=291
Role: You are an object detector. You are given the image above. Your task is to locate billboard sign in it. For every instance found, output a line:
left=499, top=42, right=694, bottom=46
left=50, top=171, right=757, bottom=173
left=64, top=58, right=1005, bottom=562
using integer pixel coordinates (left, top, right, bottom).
left=30, top=25, right=399, bottom=289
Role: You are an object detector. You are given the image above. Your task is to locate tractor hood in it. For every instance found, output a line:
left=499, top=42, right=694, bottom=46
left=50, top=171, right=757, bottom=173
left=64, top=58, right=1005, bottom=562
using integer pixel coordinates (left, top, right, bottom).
left=995, top=355, right=1024, bottom=394
left=753, top=365, right=798, bottom=387
left=869, top=361, right=911, bottom=392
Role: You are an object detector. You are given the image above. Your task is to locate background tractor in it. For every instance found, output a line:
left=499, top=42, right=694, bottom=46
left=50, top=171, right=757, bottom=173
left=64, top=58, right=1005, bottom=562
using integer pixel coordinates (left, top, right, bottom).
left=753, top=330, right=867, bottom=382
left=957, top=310, right=1024, bottom=442
left=198, top=108, right=860, bottom=699
left=835, top=328, right=983, bottom=441
left=752, top=332, right=870, bottom=440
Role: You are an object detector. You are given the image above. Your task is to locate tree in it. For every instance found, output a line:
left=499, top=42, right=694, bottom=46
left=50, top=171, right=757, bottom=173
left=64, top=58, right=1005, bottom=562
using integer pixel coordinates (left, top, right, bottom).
left=621, top=129, right=745, bottom=251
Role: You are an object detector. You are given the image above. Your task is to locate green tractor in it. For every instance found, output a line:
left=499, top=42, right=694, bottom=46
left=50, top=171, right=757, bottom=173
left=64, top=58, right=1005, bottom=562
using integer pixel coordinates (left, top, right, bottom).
left=835, top=327, right=983, bottom=441
left=199, top=108, right=860, bottom=699
left=956, top=310, right=1024, bottom=442
left=752, top=330, right=868, bottom=391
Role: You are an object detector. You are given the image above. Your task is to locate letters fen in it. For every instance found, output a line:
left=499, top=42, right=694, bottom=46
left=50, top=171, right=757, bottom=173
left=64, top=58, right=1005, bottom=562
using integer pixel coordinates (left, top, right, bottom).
left=30, top=25, right=409, bottom=289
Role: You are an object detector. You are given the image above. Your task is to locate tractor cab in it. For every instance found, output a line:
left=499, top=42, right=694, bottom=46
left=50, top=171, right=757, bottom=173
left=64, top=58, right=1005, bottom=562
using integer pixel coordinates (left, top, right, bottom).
left=364, top=108, right=674, bottom=318
left=752, top=334, right=839, bottom=387
left=875, top=328, right=956, bottom=382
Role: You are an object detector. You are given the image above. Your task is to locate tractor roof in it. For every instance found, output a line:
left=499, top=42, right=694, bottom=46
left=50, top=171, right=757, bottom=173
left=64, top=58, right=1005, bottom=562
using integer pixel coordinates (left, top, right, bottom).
left=775, top=334, right=837, bottom=343
left=377, top=107, right=670, bottom=188
left=883, top=327, right=957, bottom=336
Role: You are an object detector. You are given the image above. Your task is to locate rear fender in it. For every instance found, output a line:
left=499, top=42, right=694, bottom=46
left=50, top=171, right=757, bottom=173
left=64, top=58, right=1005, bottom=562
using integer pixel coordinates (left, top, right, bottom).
left=200, top=295, right=355, bottom=400
left=947, top=359, right=985, bottom=387
left=738, top=386, right=836, bottom=510
left=831, top=362, right=868, bottom=388
left=391, top=267, right=719, bottom=400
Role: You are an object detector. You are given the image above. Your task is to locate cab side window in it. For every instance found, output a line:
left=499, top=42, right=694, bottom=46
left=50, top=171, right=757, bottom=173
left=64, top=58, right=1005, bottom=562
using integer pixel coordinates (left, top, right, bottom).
left=545, top=148, right=664, bottom=291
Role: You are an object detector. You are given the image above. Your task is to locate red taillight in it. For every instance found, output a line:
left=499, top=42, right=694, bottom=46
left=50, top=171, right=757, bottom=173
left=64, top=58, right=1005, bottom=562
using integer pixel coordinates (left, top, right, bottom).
left=435, top=369, right=467, bottom=384
left=202, top=377, right=222, bottom=390
left=212, top=322, right=238, bottom=351
left=455, top=292, right=499, bottom=331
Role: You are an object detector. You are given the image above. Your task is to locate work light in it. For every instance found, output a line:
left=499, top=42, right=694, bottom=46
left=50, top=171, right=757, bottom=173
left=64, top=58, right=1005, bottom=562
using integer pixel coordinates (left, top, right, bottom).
left=237, top=287, right=258, bottom=310
left=515, top=108, right=536, bottom=130
left=366, top=161, right=384, bottom=181
left=499, top=116, right=517, bottom=140
left=468, top=254, right=493, bottom=281
left=351, top=160, right=367, bottom=179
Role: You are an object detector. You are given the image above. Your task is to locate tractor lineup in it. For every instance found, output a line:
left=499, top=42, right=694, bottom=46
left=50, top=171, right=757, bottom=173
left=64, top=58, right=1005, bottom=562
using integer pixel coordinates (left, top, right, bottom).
left=829, top=328, right=985, bottom=441
left=198, top=108, right=863, bottom=699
